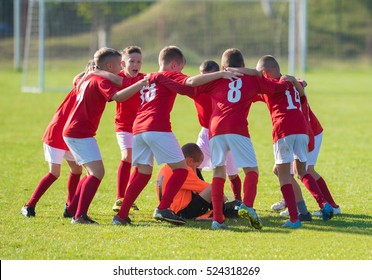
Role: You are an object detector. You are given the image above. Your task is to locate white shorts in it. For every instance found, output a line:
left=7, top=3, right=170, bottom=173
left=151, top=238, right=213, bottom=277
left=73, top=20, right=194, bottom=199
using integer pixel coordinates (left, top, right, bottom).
left=43, top=143, right=75, bottom=164
left=273, top=134, right=308, bottom=164
left=210, top=134, right=257, bottom=169
left=196, top=128, right=239, bottom=175
left=307, top=132, right=323, bottom=166
left=63, top=137, right=102, bottom=165
left=116, top=131, right=133, bottom=151
left=196, top=127, right=211, bottom=170
left=132, top=132, right=184, bottom=166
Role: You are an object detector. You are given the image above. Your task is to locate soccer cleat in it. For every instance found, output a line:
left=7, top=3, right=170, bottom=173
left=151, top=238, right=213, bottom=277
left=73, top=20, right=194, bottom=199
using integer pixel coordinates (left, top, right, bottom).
left=63, top=204, right=74, bottom=218
left=71, top=214, right=98, bottom=225
left=321, top=203, right=334, bottom=221
left=112, top=215, right=132, bottom=225
left=112, top=198, right=123, bottom=212
left=271, top=199, right=286, bottom=211
left=131, top=203, right=140, bottom=211
left=279, top=209, right=289, bottom=217
left=282, top=219, right=301, bottom=228
left=223, top=200, right=241, bottom=218
left=238, top=203, right=263, bottom=230
left=112, top=198, right=139, bottom=212
left=313, top=206, right=341, bottom=217
left=299, top=212, right=312, bottom=222
left=211, top=220, right=228, bottom=230
left=21, top=205, right=36, bottom=217
left=153, top=208, right=186, bottom=225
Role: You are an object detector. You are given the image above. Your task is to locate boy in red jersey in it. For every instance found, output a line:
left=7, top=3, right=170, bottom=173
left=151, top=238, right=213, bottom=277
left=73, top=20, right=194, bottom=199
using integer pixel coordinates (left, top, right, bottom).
left=20, top=62, right=95, bottom=218
left=112, top=46, right=239, bottom=226
left=63, top=47, right=148, bottom=224
left=112, top=46, right=145, bottom=213
left=193, top=48, right=288, bottom=230
left=250, top=55, right=334, bottom=227
left=195, top=60, right=243, bottom=204
left=301, top=94, right=341, bottom=216
left=273, top=88, right=341, bottom=218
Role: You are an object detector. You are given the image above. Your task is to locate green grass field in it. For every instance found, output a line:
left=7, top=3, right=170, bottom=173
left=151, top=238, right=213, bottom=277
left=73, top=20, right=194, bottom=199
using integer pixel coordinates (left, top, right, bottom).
left=0, top=64, right=371, bottom=260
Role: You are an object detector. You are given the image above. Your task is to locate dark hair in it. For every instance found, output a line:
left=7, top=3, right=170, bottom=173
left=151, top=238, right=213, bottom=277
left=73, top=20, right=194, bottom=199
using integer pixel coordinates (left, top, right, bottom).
left=221, top=48, right=245, bottom=68
left=199, top=60, right=220, bottom=73
left=93, top=47, right=121, bottom=69
left=181, top=143, right=203, bottom=161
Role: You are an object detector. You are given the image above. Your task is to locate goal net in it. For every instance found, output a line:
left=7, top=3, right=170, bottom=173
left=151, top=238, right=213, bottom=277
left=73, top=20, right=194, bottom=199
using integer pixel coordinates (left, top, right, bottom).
left=21, top=0, right=303, bottom=93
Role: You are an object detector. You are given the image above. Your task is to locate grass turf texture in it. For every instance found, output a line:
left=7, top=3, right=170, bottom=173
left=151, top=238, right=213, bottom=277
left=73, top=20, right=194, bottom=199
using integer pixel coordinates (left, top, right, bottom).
left=0, top=65, right=371, bottom=260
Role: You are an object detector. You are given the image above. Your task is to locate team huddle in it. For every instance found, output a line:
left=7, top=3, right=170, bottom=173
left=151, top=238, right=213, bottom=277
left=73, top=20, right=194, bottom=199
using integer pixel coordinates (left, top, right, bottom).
left=21, top=45, right=340, bottom=230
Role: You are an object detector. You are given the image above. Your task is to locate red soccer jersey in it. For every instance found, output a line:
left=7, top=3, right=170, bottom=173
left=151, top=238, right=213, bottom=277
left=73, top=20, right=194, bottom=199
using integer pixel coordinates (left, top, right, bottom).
left=300, top=95, right=323, bottom=136
left=256, top=77, right=309, bottom=143
left=115, top=72, right=146, bottom=133
left=63, top=75, right=119, bottom=138
left=192, top=93, right=212, bottom=129
left=194, top=76, right=288, bottom=139
left=132, top=71, right=194, bottom=135
left=42, top=87, right=78, bottom=150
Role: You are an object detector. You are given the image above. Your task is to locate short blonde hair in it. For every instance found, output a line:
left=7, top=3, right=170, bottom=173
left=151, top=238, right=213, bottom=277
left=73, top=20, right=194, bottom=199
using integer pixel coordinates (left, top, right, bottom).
left=93, top=47, right=121, bottom=69
left=121, top=46, right=142, bottom=59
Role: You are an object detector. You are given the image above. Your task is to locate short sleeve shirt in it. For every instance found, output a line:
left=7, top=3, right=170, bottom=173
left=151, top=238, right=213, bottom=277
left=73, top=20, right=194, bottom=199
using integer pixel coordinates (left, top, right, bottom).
left=63, top=75, right=119, bottom=138
left=156, top=165, right=209, bottom=214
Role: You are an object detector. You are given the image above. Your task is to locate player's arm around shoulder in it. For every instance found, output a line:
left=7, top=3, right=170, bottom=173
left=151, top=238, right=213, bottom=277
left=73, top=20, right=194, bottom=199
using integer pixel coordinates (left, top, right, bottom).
left=185, top=70, right=243, bottom=87
left=280, top=75, right=305, bottom=96
left=94, top=69, right=123, bottom=86
left=112, top=75, right=149, bottom=102
left=225, top=67, right=262, bottom=77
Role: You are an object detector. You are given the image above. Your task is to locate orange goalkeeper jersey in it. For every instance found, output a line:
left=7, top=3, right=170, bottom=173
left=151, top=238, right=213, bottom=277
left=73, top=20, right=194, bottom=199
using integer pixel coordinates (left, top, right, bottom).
left=156, top=165, right=210, bottom=214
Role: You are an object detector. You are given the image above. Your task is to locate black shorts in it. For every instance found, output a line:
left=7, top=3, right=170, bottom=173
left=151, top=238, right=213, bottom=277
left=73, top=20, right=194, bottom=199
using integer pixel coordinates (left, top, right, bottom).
left=177, top=193, right=212, bottom=219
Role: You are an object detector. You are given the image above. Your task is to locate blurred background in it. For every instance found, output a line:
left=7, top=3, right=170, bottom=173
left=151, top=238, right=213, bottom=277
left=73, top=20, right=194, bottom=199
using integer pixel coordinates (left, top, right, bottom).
left=1, top=0, right=371, bottom=92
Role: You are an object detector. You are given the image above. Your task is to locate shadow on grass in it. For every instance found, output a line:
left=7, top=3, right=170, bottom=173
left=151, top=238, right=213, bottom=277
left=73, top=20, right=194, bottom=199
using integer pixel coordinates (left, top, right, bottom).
left=75, top=210, right=372, bottom=236
left=173, top=212, right=372, bottom=235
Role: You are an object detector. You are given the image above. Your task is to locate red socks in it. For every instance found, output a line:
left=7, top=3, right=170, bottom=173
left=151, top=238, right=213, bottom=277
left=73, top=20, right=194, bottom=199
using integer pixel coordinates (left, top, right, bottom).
left=117, top=160, right=132, bottom=199
left=281, top=184, right=298, bottom=223
left=66, top=172, right=81, bottom=206
left=117, top=171, right=151, bottom=219
left=229, top=176, right=242, bottom=201
left=317, top=177, right=339, bottom=208
left=212, top=177, right=225, bottom=223
left=301, top=174, right=327, bottom=208
left=158, top=168, right=188, bottom=210
left=67, top=175, right=87, bottom=214
left=74, top=175, right=101, bottom=218
left=27, top=173, right=57, bottom=207
left=243, top=171, right=258, bottom=208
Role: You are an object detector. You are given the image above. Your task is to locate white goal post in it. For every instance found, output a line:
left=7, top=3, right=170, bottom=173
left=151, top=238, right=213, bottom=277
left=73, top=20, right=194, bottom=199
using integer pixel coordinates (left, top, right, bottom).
left=19, top=0, right=307, bottom=93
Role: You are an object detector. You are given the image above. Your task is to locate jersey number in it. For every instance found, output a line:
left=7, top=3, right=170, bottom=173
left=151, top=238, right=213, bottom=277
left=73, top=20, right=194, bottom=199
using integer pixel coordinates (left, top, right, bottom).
left=140, top=83, right=156, bottom=105
left=285, top=88, right=301, bottom=110
left=227, top=79, right=242, bottom=103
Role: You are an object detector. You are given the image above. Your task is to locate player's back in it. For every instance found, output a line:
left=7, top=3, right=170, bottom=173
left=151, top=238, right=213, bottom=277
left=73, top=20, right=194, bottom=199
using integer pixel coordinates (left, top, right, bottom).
left=195, top=75, right=262, bottom=138
left=42, top=87, right=78, bottom=150
left=260, top=78, right=308, bottom=141
left=132, top=71, right=192, bottom=134
left=63, top=75, right=118, bottom=138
